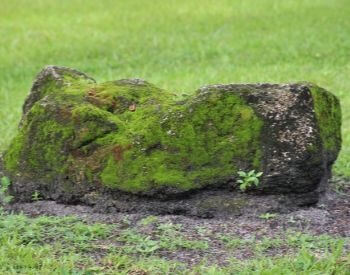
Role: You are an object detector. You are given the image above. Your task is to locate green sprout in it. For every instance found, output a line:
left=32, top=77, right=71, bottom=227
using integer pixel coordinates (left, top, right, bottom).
left=237, top=170, right=263, bottom=192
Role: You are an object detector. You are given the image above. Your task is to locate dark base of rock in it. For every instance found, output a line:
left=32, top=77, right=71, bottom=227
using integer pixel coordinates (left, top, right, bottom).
left=7, top=188, right=321, bottom=219
left=0, top=157, right=324, bottom=218
left=1, top=157, right=331, bottom=219
left=83, top=190, right=321, bottom=218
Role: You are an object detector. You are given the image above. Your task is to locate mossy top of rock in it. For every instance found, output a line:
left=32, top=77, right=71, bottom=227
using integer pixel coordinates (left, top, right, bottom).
left=2, top=66, right=342, bottom=202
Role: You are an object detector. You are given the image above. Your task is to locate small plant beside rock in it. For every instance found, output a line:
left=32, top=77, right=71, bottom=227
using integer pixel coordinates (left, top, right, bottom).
left=259, top=213, right=277, bottom=220
left=31, top=190, right=41, bottom=202
left=237, top=170, right=263, bottom=192
left=0, top=176, right=13, bottom=206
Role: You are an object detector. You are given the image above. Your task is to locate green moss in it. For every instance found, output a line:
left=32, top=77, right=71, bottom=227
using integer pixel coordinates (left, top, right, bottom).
left=26, top=69, right=94, bottom=112
left=4, top=76, right=264, bottom=195
left=71, top=104, right=117, bottom=149
left=3, top=132, right=25, bottom=172
left=4, top=102, right=75, bottom=178
left=27, top=113, right=73, bottom=175
left=310, top=85, right=342, bottom=154
left=61, top=70, right=94, bottom=85
left=100, top=156, right=118, bottom=188
left=99, top=88, right=263, bottom=193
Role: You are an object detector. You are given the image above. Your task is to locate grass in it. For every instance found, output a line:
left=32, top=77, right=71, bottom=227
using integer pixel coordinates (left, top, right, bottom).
left=0, top=0, right=350, bottom=273
left=118, top=221, right=209, bottom=255
left=0, top=210, right=349, bottom=274
left=0, top=0, right=349, bottom=176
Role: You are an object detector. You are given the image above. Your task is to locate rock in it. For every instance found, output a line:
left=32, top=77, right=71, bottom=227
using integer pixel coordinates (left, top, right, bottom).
left=1, top=66, right=341, bottom=204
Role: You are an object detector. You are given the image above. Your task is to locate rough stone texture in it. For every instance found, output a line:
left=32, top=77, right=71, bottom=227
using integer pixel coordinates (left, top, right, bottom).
left=0, top=66, right=342, bottom=206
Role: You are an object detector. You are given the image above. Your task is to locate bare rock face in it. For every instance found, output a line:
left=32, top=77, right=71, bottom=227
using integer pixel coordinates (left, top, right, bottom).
left=0, top=66, right=342, bottom=206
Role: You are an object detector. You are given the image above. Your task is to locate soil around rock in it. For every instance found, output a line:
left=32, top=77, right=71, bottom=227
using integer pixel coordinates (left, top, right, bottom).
left=5, top=179, right=350, bottom=267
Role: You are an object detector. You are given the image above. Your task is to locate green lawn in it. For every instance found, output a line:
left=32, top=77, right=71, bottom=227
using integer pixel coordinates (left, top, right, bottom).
left=0, top=211, right=349, bottom=274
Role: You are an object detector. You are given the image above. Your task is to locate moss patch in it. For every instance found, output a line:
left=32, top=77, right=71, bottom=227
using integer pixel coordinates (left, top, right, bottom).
left=4, top=74, right=265, bottom=195
left=3, top=132, right=25, bottom=172
left=98, top=88, right=263, bottom=193
left=310, top=85, right=342, bottom=156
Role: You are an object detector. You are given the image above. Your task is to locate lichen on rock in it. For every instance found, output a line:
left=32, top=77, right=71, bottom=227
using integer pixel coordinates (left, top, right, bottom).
left=1, top=66, right=342, bottom=205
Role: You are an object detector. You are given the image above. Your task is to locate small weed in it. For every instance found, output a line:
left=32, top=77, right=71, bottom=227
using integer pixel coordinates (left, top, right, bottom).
left=31, top=190, right=41, bottom=202
left=226, top=240, right=349, bottom=274
left=331, top=176, right=350, bottom=194
left=118, top=222, right=209, bottom=255
left=103, top=253, right=185, bottom=274
left=218, top=234, right=254, bottom=249
left=156, top=222, right=209, bottom=251
left=119, top=229, right=160, bottom=254
left=157, top=222, right=182, bottom=233
left=285, top=232, right=341, bottom=251
left=139, top=215, right=158, bottom=226
left=119, top=217, right=131, bottom=229
left=259, top=213, right=277, bottom=220
left=196, top=226, right=208, bottom=236
left=0, top=176, right=13, bottom=205
left=237, top=170, right=263, bottom=192
left=254, top=237, right=284, bottom=253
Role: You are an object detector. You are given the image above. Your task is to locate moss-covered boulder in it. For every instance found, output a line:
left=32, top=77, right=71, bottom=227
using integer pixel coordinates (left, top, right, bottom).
left=1, top=66, right=341, bottom=203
